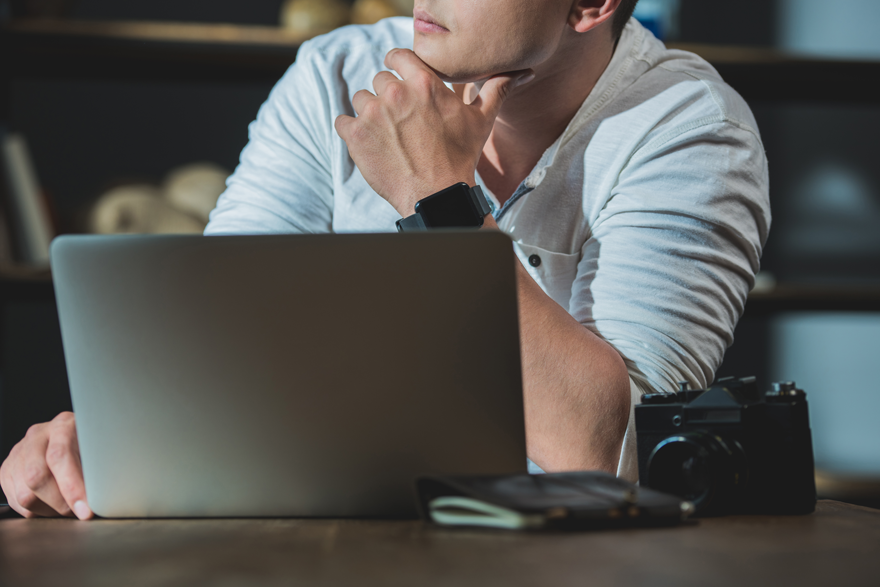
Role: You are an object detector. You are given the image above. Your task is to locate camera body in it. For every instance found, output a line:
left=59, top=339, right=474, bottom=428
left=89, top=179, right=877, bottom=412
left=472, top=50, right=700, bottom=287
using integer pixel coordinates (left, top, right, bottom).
left=636, top=376, right=816, bottom=516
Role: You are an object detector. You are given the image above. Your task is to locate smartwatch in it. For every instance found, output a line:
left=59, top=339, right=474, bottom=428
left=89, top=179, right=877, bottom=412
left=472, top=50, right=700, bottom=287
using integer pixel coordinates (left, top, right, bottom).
left=396, top=182, right=491, bottom=232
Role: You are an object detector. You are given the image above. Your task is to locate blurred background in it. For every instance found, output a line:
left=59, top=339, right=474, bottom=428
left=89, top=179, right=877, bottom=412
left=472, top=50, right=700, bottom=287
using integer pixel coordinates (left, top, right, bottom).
left=1, top=0, right=879, bottom=507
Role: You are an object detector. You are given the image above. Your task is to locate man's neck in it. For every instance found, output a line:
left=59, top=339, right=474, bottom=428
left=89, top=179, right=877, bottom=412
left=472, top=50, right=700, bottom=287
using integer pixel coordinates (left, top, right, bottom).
left=473, top=32, right=618, bottom=206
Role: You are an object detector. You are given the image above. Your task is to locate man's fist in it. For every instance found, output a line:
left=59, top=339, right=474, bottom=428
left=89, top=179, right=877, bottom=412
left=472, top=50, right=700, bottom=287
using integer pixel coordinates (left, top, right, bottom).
left=335, top=48, right=532, bottom=216
left=0, top=412, right=93, bottom=520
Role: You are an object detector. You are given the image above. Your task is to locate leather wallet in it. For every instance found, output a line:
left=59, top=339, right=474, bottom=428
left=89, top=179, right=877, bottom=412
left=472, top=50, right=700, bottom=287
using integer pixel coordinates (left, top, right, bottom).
left=415, top=471, right=693, bottom=530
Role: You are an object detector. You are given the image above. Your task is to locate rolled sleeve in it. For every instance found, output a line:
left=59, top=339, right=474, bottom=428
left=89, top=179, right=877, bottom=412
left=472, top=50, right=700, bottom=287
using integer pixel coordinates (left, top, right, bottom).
left=205, top=40, right=335, bottom=236
left=570, top=119, right=770, bottom=395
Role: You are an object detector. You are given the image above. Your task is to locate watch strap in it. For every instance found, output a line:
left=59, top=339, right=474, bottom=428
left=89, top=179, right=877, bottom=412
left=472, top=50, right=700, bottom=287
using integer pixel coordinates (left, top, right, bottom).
left=470, top=185, right=492, bottom=218
left=396, top=183, right=490, bottom=232
left=396, top=213, right=426, bottom=232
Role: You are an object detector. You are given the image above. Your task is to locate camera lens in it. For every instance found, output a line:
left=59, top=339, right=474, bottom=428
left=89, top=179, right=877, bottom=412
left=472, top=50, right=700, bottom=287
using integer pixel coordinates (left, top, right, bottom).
left=646, top=432, right=747, bottom=515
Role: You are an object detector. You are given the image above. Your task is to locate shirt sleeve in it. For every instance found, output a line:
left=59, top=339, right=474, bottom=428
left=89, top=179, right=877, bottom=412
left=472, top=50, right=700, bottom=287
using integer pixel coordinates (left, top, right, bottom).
left=205, top=41, right=335, bottom=236
left=570, top=118, right=771, bottom=396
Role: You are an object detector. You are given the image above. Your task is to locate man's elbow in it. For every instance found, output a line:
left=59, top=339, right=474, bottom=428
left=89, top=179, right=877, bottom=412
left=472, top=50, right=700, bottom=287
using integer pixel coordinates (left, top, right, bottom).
left=532, top=344, right=631, bottom=474
left=591, top=346, right=631, bottom=473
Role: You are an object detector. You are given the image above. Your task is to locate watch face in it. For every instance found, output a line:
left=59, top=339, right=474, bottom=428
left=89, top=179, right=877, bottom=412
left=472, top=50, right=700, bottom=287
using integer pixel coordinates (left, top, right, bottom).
left=417, top=184, right=482, bottom=228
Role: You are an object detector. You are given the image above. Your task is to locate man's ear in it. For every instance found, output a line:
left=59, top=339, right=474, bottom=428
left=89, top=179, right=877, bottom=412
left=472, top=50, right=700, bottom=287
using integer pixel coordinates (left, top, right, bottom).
left=568, top=0, right=623, bottom=34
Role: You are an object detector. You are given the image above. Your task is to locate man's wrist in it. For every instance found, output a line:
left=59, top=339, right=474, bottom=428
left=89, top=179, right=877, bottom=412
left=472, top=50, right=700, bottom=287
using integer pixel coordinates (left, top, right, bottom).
left=396, top=178, right=488, bottom=232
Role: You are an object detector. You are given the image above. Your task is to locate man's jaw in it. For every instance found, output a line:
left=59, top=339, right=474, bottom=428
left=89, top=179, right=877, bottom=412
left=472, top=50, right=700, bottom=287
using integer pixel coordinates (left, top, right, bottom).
left=410, top=6, right=520, bottom=86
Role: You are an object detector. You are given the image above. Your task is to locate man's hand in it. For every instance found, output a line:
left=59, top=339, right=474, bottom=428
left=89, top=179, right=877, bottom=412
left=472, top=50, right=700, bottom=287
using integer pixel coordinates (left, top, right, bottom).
left=335, top=48, right=532, bottom=216
left=0, top=412, right=93, bottom=520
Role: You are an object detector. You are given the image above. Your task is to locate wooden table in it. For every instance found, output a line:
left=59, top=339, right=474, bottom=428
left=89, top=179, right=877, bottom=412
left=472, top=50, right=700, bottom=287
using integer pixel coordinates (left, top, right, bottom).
left=1, top=501, right=878, bottom=586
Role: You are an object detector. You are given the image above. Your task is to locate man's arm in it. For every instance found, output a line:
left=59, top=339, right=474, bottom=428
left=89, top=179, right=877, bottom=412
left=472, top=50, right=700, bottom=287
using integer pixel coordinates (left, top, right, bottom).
left=206, top=40, right=335, bottom=236
left=500, top=215, right=631, bottom=472
left=336, top=49, right=631, bottom=473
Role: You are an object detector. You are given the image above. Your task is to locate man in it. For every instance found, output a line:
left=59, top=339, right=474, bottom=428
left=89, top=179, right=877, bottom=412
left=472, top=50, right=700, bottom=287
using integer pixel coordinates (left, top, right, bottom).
left=1, top=0, right=769, bottom=520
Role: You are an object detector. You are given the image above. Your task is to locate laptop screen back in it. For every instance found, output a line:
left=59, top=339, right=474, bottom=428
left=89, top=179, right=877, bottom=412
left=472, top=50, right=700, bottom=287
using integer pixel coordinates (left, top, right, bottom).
left=51, top=232, right=526, bottom=517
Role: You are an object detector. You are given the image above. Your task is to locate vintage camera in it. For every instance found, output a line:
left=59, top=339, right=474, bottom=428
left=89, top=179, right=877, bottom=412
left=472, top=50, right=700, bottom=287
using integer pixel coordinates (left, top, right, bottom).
left=636, top=376, right=816, bottom=516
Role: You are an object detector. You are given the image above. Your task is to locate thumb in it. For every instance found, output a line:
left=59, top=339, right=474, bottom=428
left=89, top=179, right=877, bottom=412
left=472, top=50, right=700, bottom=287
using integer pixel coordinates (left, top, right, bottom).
left=473, top=69, right=535, bottom=119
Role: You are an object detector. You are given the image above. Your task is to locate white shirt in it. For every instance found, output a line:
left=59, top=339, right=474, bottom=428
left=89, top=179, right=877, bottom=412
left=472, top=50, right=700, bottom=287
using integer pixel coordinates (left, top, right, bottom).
left=206, top=18, right=771, bottom=482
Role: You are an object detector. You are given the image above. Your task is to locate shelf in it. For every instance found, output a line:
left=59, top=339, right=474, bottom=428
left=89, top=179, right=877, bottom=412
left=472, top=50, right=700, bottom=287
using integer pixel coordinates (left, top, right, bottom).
left=745, top=285, right=880, bottom=313
left=0, top=264, right=51, bottom=281
left=669, top=42, right=880, bottom=103
left=2, top=18, right=316, bottom=46
left=2, top=19, right=880, bottom=101
left=3, top=18, right=314, bottom=46
left=815, top=470, right=880, bottom=501
left=1, top=19, right=308, bottom=83
left=0, top=265, right=53, bottom=304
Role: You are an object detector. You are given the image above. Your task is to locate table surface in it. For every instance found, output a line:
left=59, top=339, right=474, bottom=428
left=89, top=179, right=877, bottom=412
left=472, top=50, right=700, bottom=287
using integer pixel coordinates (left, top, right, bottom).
left=1, top=500, right=878, bottom=587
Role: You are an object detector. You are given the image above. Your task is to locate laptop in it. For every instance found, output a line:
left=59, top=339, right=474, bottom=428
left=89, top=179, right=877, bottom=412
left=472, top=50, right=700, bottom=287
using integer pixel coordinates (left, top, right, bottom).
left=50, top=231, right=527, bottom=518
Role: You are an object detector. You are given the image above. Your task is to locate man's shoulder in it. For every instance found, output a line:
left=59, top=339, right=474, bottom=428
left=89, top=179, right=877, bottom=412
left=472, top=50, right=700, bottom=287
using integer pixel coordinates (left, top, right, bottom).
left=624, top=22, right=755, bottom=129
left=296, top=17, right=414, bottom=69
left=265, top=17, right=414, bottom=118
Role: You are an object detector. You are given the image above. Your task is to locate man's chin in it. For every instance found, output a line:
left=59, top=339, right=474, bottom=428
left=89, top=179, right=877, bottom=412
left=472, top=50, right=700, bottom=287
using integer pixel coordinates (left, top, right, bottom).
left=421, top=63, right=493, bottom=85
left=413, top=47, right=492, bottom=85
left=435, top=71, right=492, bottom=85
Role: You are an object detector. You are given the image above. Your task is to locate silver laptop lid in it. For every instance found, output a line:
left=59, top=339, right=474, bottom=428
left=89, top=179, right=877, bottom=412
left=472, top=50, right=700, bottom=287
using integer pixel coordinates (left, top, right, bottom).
left=51, top=232, right=526, bottom=517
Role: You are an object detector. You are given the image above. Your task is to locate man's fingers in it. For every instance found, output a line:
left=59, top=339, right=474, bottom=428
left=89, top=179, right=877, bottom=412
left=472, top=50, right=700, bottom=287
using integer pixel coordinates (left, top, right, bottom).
left=1, top=444, right=66, bottom=518
left=384, top=48, right=434, bottom=81
left=0, top=458, right=31, bottom=517
left=18, top=425, right=73, bottom=517
left=351, top=89, right=376, bottom=115
left=45, top=419, right=92, bottom=520
left=473, top=70, right=535, bottom=120
left=0, top=412, right=90, bottom=519
left=13, top=476, right=61, bottom=518
left=334, top=114, right=356, bottom=141
left=372, top=70, right=401, bottom=97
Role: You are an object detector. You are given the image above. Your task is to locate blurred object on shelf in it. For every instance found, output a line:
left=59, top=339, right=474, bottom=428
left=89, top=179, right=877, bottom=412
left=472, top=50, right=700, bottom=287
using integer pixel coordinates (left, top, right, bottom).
left=89, top=184, right=204, bottom=235
left=279, top=0, right=350, bottom=39
left=88, top=162, right=229, bottom=235
left=786, top=162, right=880, bottom=258
left=279, top=0, right=412, bottom=37
left=815, top=469, right=880, bottom=510
left=777, top=0, right=880, bottom=60
left=633, top=0, right=680, bottom=41
left=769, top=313, right=880, bottom=479
left=163, top=162, right=229, bottom=224
left=0, top=130, right=54, bottom=267
left=351, top=0, right=398, bottom=25
left=387, top=0, right=414, bottom=15
left=764, top=114, right=880, bottom=285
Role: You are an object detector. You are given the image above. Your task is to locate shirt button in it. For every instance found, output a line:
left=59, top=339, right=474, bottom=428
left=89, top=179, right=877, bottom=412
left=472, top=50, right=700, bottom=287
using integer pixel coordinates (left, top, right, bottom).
left=528, top=254, right=541, bottom=267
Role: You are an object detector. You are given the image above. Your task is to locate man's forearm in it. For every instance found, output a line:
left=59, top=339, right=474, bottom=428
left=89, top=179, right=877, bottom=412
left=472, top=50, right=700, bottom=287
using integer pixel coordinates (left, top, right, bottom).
left=488, top=219, right=630, bottom=473
left=331, top=46, right=629, bottom=472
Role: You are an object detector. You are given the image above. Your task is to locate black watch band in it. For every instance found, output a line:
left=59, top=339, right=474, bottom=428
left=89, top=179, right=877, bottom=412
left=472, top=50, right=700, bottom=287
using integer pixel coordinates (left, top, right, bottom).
left=396, top=183, right=491, bottom=232
left=396, top=214, right=427, bottom=231
left=470, top=185, right=492, bottom=217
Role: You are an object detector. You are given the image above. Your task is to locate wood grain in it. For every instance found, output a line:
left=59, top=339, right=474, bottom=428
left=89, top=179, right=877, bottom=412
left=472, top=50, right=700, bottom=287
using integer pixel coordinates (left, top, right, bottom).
left=1, top=501, right=878, bottom=587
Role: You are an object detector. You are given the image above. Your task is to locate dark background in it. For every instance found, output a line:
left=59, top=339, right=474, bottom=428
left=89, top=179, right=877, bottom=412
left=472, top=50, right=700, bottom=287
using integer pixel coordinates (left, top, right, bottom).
left=2, top=0, right=879, bottom=504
